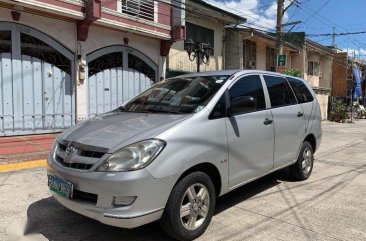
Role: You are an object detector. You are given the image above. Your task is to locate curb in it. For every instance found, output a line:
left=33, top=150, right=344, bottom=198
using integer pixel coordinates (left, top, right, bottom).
left=0, top=160, right=47, bottom=173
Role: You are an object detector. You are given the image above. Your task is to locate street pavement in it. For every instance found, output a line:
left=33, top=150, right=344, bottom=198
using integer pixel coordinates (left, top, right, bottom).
left=1, top=120, right=366, bottom=241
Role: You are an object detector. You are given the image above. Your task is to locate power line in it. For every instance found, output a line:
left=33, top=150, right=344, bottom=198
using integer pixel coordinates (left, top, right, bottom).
left=293, top=0, right=330, bottom=30
left=292, top=1, right=366, bottom=49
left=307, top=31, right=366, bottom=37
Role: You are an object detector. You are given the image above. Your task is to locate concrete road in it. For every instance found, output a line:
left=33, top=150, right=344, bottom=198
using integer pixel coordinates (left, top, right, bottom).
left=1, top=120, right=366, bottom=241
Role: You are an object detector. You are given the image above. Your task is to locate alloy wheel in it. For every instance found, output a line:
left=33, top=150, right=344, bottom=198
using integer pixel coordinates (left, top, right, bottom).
left=180, top=183, right=210, bottom=231
left=302, top=147, right=313, bottom=175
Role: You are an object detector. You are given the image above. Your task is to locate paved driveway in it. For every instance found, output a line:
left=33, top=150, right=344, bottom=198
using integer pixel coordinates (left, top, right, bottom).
left=1, top=121, right=366, bottom=241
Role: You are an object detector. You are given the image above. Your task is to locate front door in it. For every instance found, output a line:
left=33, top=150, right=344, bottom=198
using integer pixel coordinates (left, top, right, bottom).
left=227, top=74, right=275, bottom=188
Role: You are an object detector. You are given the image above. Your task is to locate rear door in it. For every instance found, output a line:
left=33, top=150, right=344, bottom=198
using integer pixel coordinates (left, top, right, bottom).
left=262, top=75, right=306, bottom=168
left=286, top=77, right=315, bottom=131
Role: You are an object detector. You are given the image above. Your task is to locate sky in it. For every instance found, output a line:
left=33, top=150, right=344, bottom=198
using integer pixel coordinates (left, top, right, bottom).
left=205, top=0, right=366, bottom=60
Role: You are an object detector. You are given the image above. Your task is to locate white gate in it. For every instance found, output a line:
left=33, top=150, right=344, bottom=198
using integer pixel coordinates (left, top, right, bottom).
left=86, top=46, right=157, bottom=117
left=0, top=22, right=75, bottom=136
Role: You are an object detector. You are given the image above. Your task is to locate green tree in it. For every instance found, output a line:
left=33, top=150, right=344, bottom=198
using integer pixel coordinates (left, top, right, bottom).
left=284, top=69, right=304, bottom=78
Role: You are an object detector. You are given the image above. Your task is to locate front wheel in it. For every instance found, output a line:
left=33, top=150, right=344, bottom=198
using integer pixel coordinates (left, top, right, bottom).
left=160, top=172, right=216, bottom=241
left=289, top=141, right=314, bottom=180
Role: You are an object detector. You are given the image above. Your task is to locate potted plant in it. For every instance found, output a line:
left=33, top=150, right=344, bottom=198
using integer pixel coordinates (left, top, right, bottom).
left=329, top=100, right=348, bottom=122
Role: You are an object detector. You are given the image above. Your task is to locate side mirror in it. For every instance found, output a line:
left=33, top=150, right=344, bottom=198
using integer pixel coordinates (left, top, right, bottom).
left=228, top=96, right=257, bottom=116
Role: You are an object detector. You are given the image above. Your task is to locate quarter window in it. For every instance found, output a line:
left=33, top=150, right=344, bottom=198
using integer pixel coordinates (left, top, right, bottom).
left=286, top=77, right=314, bottom=103
left=209, top=95, right=226, bottom=119
left=228, top=75, right=266, bottom=115
left=263, top=75, right=297, bottom=108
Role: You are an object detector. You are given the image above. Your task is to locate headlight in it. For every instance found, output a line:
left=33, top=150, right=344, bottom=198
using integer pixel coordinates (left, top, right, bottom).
left=49, top=139, right=58, bottom=164
left=96, top=139, right=166, bottom=172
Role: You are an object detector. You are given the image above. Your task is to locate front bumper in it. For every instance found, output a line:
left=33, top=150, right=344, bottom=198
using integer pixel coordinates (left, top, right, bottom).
left=46, top=156, right=176, bottom=228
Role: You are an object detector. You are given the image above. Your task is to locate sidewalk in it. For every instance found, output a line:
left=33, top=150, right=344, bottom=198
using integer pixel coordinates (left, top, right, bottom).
left=0, top=134, right=58, bottom=164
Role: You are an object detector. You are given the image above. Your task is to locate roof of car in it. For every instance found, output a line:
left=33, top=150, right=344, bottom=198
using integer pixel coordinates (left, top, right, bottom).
left=171, top=70, right=301, bottom=79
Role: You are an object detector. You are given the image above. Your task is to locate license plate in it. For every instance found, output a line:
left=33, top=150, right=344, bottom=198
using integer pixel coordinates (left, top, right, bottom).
left=48, top=175, right=73, bottom=199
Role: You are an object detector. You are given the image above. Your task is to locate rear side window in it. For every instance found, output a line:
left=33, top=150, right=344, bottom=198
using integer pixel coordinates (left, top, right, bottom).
left=263, top=75, right=297, bottom=108
left=229, top=75, right=266, bottom=115
left=286, top=77, right=314, bottom=103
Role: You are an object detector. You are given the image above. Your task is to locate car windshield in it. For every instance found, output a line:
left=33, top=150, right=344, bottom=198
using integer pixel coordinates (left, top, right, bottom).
left=121, top=75, right=230, bottom=114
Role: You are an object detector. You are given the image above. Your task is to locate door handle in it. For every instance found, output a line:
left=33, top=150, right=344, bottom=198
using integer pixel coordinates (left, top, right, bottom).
left=297, top=112, right=304, bottom=118
left=263, top=118, right=273, bottom=125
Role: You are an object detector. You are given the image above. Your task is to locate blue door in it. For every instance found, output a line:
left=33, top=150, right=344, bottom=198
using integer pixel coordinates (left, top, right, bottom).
left=86, top=46, right=157, bottom=117
left=0, top=23, right=75, bottom=136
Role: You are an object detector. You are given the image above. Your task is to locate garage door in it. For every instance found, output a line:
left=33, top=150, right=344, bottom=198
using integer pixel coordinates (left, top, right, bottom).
left=86, top=46, right=157, bottom=117
left=0, top=23, right=75, bottom=136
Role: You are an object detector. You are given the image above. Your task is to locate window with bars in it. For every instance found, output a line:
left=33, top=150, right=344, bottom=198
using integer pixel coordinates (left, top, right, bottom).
left=266, top=46, right=276, bottom=72
left=308, top=61, right=320, bottom=76
left=120, top=0, right=154, bottom=21
left=185, top=22, right=214, bottom=55
left=243, top=40, right=256, bottom=69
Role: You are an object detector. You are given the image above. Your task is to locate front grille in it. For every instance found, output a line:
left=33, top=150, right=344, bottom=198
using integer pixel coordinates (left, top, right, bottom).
left=55, top=155, right=93, bottom=170
left=72, top=189, right=98, bottom=205
left=59, top=142, right=104, bottom=158
left=55, top=142, right=105, bottom=170
left=80, top=150, right=104, bottom=158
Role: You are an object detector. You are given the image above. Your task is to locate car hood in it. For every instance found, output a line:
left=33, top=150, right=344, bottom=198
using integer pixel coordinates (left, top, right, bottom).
left=58, top=112, right=190, bottom=153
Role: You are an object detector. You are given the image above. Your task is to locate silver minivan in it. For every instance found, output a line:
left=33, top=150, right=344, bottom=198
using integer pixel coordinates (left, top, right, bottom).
left=47, top=70, right=322, bottom=241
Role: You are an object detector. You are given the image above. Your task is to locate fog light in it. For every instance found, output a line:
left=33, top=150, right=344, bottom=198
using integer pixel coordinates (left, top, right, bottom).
left=113, top=196, right=136, bottom=206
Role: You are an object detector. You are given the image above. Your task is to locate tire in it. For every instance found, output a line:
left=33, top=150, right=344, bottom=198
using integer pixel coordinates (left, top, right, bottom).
left=290, top=141, right=314, bottom=180
left=160, top=172, right=216, bottom=241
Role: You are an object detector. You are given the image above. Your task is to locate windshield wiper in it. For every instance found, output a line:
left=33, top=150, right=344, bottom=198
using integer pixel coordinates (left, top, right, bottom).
left=145, top=108, right=182, bottom=114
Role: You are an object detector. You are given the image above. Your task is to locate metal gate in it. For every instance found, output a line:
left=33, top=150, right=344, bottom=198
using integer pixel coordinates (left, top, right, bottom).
left=87, top=46, right=157, bottom=117
left=0, top=22, right=75, bottom=136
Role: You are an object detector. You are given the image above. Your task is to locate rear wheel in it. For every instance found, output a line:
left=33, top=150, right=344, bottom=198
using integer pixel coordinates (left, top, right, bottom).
left=290, top=141, right=314, bottom=180
left=160, top=172, right=216, bottom=241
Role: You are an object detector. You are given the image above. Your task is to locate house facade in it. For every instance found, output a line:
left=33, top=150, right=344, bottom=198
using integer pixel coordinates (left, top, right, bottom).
left=225, top=28, right=333, bottom=120
left=0, top=0, right=184, bottom=136
left=225, top=28, right=300, bottom=71
left=166, top=0, right=245, bottom=77
left=291, top=40, right=333, bottom=120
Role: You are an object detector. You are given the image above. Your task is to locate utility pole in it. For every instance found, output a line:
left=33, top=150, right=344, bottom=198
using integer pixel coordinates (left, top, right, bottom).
left=332, top=27, right=336, bottom=48
left=276, top=0, right=299, bottom=73
left=276, top=0, right=284, bottom=60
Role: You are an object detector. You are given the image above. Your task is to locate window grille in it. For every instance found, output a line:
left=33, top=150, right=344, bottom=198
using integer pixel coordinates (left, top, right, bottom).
left=120, top=0, right=154, bottom=21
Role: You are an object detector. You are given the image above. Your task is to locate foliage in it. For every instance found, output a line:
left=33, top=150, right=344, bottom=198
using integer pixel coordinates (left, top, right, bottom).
left=329, top=100, right=348, bottom=122
left=284, top=69, right=304, bottom=78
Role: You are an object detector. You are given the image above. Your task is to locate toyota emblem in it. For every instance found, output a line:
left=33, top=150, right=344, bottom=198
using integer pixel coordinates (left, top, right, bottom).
left=65, top=146, right=76, bottom=157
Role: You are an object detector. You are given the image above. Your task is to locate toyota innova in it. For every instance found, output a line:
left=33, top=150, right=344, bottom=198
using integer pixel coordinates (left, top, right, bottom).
left=47, top=70, right=322, bottom=240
